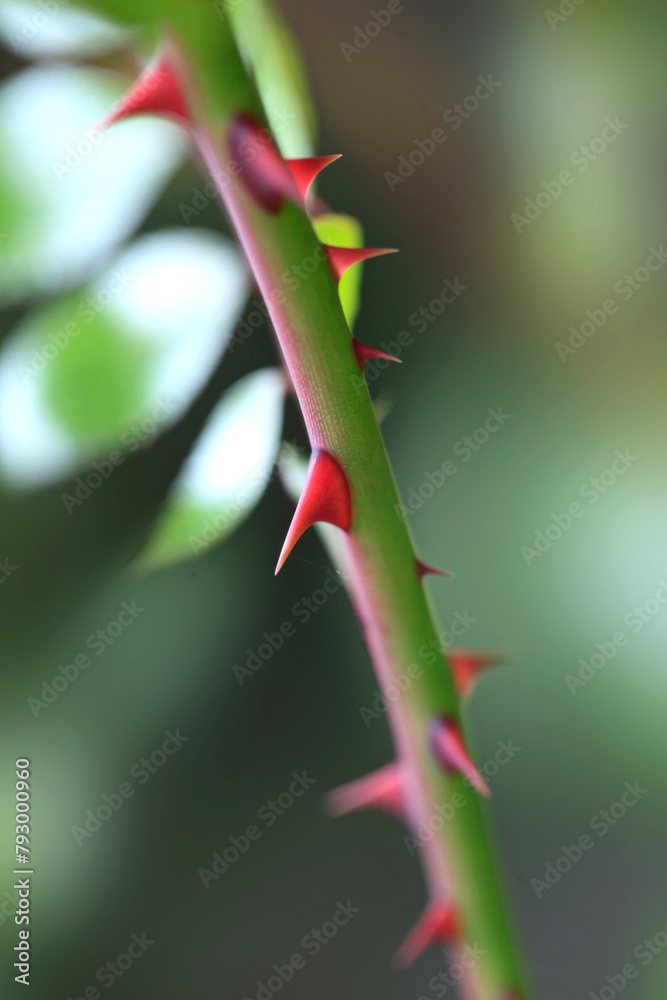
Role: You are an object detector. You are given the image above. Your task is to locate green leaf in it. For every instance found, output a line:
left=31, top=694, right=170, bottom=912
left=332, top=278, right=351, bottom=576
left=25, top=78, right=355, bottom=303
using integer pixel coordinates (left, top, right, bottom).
left=312, top=213, right=365, bottom=328
left=0, top=229, right=248, bottom=487
left=138, top=368, right=286, bottom=570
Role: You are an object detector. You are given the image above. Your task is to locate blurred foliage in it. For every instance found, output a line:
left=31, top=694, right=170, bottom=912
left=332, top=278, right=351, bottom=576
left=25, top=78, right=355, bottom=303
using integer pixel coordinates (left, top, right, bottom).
left=138, top=369, right=286, bottom=571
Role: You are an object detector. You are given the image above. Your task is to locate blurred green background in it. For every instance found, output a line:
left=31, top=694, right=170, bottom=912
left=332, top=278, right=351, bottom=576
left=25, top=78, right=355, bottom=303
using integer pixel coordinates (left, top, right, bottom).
left=1, top=0, right=667, bottom=997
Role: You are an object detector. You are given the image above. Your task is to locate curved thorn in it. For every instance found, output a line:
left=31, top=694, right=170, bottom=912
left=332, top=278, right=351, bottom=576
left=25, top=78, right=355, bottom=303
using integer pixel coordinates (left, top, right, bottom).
left=102, top=51, right=191, bottom=128
left=353, top=339, right=402, bottom=369
left=324, top=244, right=398, bottom=282
left=286, top=154, right=341, bottom=201
left=396, top=900, right=460, bottom=967
left=448, top=650, right=501, bottom=697
left=428, top=717, right=490, bottom=797
left=275, top=448, right=352, bottom=574
left=415, top=559, right=451, bottom=581
left=325, top=763, right=406, bottom=821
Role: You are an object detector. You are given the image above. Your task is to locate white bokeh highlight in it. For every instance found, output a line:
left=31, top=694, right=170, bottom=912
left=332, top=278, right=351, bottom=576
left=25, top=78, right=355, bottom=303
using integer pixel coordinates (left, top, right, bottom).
left=0, top=229, right=249, bottom=487
left=0, top=1, right=128, bottom=59
left=0, top=62, right=187, bottom=302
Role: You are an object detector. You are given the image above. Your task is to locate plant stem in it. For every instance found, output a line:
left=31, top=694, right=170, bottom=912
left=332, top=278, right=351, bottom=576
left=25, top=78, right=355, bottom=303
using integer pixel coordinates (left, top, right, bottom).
left=80, top=1, right=534, bottom=995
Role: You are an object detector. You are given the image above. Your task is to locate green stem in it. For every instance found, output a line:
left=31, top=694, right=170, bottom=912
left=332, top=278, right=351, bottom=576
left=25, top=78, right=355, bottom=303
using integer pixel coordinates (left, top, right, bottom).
left=79, top=1, right=533, bottom=995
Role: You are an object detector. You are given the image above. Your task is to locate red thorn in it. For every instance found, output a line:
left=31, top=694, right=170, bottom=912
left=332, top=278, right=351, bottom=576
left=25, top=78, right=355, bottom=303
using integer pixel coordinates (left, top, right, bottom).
left=415, top=559, right=451, bottom=581
left=396, top=900, right=460, bottom=966
left=428, top=717, right=490, bottom=797
left=324, top=244, right=397, bottom=282
left=103, top=53, right=190, bottom=128
left=275, top=448, right=352, bottom=574
left=352, top=339, right=402, bottom=369
left=228, top=113, right=299, bottom=214
left=325, top=763, right=405, bottom=821
left=286, top=155, right=341, bottom=201
left=448, top=650, right=501, bottom=697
